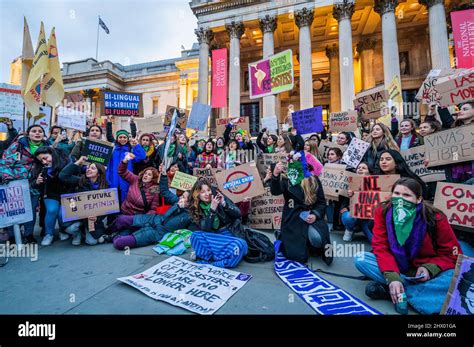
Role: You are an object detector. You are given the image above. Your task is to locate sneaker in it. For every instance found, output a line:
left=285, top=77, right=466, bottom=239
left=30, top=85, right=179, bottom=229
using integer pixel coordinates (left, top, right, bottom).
left=343, top=229, right=353, bottom=242
left=59, top=232, right=70, bottom=241
left=41, top=235, right=54, bottom=246
left=365, top=281, right=390, bottom=300
left=97, top=236, right=105, bottom=244
left=23, top=235, right=37, bottom=244
left=72, top=232, right=82, bottom=246
left=85, top=232, right=97, bottom=246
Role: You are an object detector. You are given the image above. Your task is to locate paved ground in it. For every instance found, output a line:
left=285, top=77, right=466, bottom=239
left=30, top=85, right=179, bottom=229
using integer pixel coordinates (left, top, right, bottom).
left=0, top=228, right=407, bottom=315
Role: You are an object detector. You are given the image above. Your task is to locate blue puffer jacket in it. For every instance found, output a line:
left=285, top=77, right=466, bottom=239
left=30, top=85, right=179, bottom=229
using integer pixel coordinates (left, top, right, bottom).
left=106, top=142, right=146, bottom=202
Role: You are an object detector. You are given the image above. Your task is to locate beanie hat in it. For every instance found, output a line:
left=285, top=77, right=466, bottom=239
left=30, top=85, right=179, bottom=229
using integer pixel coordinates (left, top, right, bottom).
left=116, top=129, right=130, bottom=138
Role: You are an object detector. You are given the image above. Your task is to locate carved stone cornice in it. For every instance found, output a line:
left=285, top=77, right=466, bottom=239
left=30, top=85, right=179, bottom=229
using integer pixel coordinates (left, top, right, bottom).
left=295, top=8, right=314, bottom=28
left=357, top=38, right=376, bottom=53
left=226, top=21, right=245, bottom=40
left=195, top=27, right=214, bottom=45
left=333, top=0, right=355, bottom=22
left=374, top=0, right=399, bottom=16
left=325, top=44, right=339, bottom=59
left=259, top=14, right=277, bottom=33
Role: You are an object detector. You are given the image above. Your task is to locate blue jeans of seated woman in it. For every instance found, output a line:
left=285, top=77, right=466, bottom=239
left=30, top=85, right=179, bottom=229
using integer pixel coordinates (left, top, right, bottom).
left=341, top=211, right=373, bottom=242
left=44, top=199, right=63, bottom=236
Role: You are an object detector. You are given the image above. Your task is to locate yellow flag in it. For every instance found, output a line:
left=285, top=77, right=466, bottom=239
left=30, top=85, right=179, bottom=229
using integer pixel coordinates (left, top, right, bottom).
left=21, top=17, right=34, bottom=97
left=42, top=27, right=64, bottom=108
left=24, top=22, right=49, bottom=117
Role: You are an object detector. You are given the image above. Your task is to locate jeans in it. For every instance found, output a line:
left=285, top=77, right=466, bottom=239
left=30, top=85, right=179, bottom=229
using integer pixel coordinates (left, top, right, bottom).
left=308, top=225, right=323, bottom=248
left=341, top=211, right=373, bottom=242
left=44, top=199, right=62, bottom=236
left=354, top=252, right=411, bottom=284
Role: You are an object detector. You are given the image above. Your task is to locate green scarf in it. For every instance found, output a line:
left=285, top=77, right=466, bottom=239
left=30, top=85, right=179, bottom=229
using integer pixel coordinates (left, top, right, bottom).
left=392, top=197, right=417, bottom=246
left=200, top=202, right=220, bottom=230
left=29, top=140, right=41, bottom=155
left=287, top=161, right=304, bottom=186
left=167, top=144, right=176, bottom=157
left=267, top=145, right=274, bottom=154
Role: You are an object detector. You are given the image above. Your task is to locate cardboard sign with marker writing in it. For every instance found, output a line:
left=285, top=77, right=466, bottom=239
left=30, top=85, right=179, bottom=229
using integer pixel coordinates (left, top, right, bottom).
left=215, top=162, right=265, bottom=203
left=215, top=117, right=250, bottom=138
left=400, top=146, right=446, bottom=183
left=424, top=124, right=474, bottom=167
left=319, top=164, right=352, bottom=200
left=353, top=86, right=390, bottom=120
left=193, top=167, right=218, bottom=187
left=249, top=187, right=283, bottom=230
left=348, top=174, right=400, bottom=192
left=434, top=182, right=473, bottom=229
left=436, top=68, right=473, bottom=107
left=329, top=111, right=358, bottom=132
left=415, top=68, right=456, bottom=104
left=256, top=153, right=288, bottom=179
left=61, top=188, right=120, bottom=222
left=81, top=139, right=114, bottom=166
left=318, top=141, right=347, bottom=161
left=170, top=171, right=198, bottom=191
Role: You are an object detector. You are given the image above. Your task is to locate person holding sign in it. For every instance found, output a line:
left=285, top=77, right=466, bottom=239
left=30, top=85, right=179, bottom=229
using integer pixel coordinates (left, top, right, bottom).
left=0, top=118, right=18, bottom=158
left=223, top=118, right=254, bottom=151
left=363, top=123, right=399, bottom=172
left=256, top=128, right=278, bottom=154
left=70, top=125, right=104, bottom=161
left=271, top=152, right=332, bottom=265
left=354, top=178, right=461, bottom=314
left=59, top=156, right=109, bottom=246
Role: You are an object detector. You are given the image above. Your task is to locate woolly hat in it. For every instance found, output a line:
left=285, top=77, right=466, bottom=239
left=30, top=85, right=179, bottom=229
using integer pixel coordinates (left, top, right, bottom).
left=115, top=129, right=130, bottom=138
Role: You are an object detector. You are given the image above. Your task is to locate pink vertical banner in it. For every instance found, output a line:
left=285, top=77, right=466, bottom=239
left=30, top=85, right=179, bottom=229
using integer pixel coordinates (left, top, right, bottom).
left=451, top=9, right=474, bottom=68
left=211, top=48, right=228, bottom=108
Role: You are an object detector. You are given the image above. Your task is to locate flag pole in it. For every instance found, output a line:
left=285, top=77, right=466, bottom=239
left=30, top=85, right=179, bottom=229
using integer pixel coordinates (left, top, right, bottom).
left=96, top=15, right=100, bottom=61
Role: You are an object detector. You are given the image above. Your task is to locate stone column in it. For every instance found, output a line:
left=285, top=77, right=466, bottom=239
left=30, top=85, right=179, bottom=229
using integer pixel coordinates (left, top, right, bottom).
left=419, top=0, right=451, bottom=69
left=179, top=78, right=187, bottom=109
left=374, top=0, right=401, bottom=88
left=333, top=0, right=355, bottom=111
left=195, top=27, right=213, bottom=105
left=357, top=38, right=377, bottom=90
left=259, top=14, right=277, bottom=117
left=296, top=7, right=314, bottom=110
left=326, top=44, right=341, bottom=113
left=226, top=21, right=244, bottom=118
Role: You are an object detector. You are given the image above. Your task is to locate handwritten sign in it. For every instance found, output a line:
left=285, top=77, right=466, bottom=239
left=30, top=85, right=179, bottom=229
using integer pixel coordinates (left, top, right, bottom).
left=0, top=180, right=33, bottom=228
left=215, top=162, right=265, bottom=203
left=441, top=254, right=474, bottom=315
left=261, top=115, right=279, bottom=133
left=117, top=256, right=251, bottom=315
left=416, top=69, right=456, bottom=105
left=342, top=137, right=370, bottom=169
left=187, top=102, right=211, bottom=131
left=291, top=106, right=323, bottom=135
left=56, top=106, right=87, bottom=132
left=249, top=187, right=283, bottom=230
left=434, top=182, right=474, bottom=229
left=400, top=146, right=446, bottom=183
left=424, top=124, right=474, bottom=166
left=256, top=153, right=288, bottom=179
left=319, top=164, right=352, bottom=200
left=353, top=85, right=390, bottom=120
left=81, top=139, right=114, bottom=166
left=329, top=111, right=358, bottom=132
left=60, top=188, right=120, bottom=222
left=215, top=117, right=250, bottom=138
left=170, top=171, right=198, bottom=191
left=436, top=68, right=474, bottom=107
left=193, top=167, right=218, bottom=187
left=318, top=141, right=347, bottom=161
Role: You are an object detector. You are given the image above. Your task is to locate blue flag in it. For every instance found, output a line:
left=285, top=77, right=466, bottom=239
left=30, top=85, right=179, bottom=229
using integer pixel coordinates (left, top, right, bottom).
left=99, top=17, right=110, bottom=34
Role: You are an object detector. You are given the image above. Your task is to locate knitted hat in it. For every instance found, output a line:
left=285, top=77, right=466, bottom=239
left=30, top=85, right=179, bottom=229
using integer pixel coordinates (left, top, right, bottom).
left=116, top=129, right=130, bottom=138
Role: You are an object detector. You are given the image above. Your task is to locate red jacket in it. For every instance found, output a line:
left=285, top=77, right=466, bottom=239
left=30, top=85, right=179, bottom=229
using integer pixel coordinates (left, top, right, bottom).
left=118, top=161, right=159, bottom=215
left=372, top=206, right=460, bottom=275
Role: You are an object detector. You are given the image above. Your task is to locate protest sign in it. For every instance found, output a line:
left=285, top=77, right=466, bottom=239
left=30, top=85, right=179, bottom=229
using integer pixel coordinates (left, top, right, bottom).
left=56, top=106, right=87, bottom=132
left=436, top=68, right=474, bottom=107
left=451, top=9, right=474, bottom=69
left=353, top=85, right=390, bottom=119
left=170, top=171, right=198, bottom=191
left=134, top=116, right=164, bottom=134
left=248, top=214, right=274, bottom=230
left=215, top=162, right=265, bottom=203
left=416, top=69, right=456, bottom=104
left=342, top=137, right=370, bottom=169
left=211, top=48, right=228, bottom=108
left=193, top=167, right=218, bottom=187
left=434, top=182, right=474, bottom=229
left=187, top=102, right=211, bottom=131
left=0, top=83, right=23, bottom=131
left=249, top=49, right=294, bottom=99
left=261, top=115, right=278, bottom=133
left=319, top=164, right=353, bottom=200
left=441, top=254, right=474, bottom=315
left=318, top=141, right=347, bottom=161
left=256, top=153, right=288, bottom=179
left=117, top=256, right=251, bottom=315
left=424, top=124, right=474, bottom=166
left=249, top=187, right=283, bottom=230
left=215, top=117, right=250, bottom=138
left=329, top=111, right=358, bottom=132
left=164, top=105, right=188, bottom=129
left=349, top=175, right=399, bottom=219
left=81, top=139, right=114, bottom=166
left=401, top=146, right=446, bottom=183
left=31, top=105, right=52, bottom=136
left=291, top=106, right=323, bottom=135
left=60, top=188, right=120, bottom=222
left=0, top=180, right=33, bottom=228
left=101, top=91, right=143, bottom=117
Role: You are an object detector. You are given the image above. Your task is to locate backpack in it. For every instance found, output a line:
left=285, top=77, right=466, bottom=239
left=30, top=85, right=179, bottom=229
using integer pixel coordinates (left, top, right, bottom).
left=242, top=227, right=275, bottom=263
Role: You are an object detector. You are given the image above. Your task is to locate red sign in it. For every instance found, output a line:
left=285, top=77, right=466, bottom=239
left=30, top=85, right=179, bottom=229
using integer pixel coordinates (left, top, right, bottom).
left=211, top=48, right=228, bottom=108
left=451, top=9, right=474, bottom=69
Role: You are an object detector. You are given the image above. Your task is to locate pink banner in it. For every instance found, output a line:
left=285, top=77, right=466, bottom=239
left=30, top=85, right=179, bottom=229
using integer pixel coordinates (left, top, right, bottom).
left=211, top=48, right=228, bottom=108
left=451, top=9, right=474, bottom=69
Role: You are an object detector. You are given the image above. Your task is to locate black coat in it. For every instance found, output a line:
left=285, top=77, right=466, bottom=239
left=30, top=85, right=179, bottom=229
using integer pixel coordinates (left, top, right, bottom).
left=271, top=175, right=330, bottom=263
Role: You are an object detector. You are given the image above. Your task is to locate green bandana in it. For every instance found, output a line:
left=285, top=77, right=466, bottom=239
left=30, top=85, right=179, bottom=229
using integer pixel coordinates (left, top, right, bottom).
left=267, top=145, right=274, bottom=154
left=392, top=197, right=417, bottom=246
left=287, top=161, right=304, bottom=186
left=167, top=144, right=176, bottom=157
left=29, top=140, right=41, bottom=155
left=200, top=202, right=220, bottom=230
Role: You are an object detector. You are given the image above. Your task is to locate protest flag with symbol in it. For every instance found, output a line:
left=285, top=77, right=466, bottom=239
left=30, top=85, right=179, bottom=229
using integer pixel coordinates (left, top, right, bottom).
left=42, top=27, right=64, bottom=108
left=21, top=17, right=34, bottom=97
left=163, top=110, right=178, bottom=170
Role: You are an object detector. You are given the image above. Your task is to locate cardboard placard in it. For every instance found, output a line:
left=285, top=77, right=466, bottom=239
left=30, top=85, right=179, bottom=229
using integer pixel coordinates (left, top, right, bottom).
left=187, top=102, right=211, bottom=131
left=117, top=256, right=252, bottom=315
left=261, top=115, right=278, bottom=133
left=318, top=141, right=347, bottom=161
left=134, top=116, right=164, bottom=134
left=81, top=138, right=114, bottom=166
left=215, top=117, right=250, bottom=138
left=56, top=106, right=87, bottom=132
left=436, top=68, right=474, bottom=107
left=60, top=188, right=120, bottom=222
left=164, top=105, right=188, bottom=129
left=101, top=91, right=144, bottom=117
left=400, top=146, right=446, bottom=183
left=329, top=111, right=358, bottom=132
left=0, top=180, right=33, bottom=228
left=291, top=106, right=323, bottom=135
left=0, top=83, right=23, bottom=132
left=256, top=153, right=288, bottom=179
left=319, top=164, right=353, bottom=200
left=415, top=68, right=457, bottom=104
left=348, top=174, right=400, bottom=192
left=248, top=214, right=274, bottom=230
left=193, top=167, right=218, bottom=187
left=353, top=85, right=390, bottom=120
left=424, top=124, right=474, bottom=166
left=342, top=137, right=370, bottom=169
left=434, top=182, right=474, bottom=229
left=440, top=254, right=474, bottom=315
left=170, top=171, right=198, bottom=191
left=249, top=187, right=284, bottom=230
left=215, top=162, right=265, bottom=203
left=350, top=191, right=392, bottom=220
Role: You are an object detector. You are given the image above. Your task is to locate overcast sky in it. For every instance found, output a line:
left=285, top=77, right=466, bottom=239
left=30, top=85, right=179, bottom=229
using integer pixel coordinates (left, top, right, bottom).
left=0, top=0, right=198, bottom=82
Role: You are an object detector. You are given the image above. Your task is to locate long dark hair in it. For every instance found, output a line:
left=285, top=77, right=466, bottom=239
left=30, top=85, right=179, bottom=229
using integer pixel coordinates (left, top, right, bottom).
left=377, top=149, right=428, bottom=198
left=31, top=146, right=70, bottom=179
left=381, top=177, right=442, bottom=250
left=79, top=163, right=108, bottom=189
left=188, top=178, right=214, bottom=225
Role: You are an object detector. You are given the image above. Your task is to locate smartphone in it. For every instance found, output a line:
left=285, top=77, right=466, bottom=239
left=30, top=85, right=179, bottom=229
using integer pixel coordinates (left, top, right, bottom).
left=41, top=167, right=49, bottom=181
